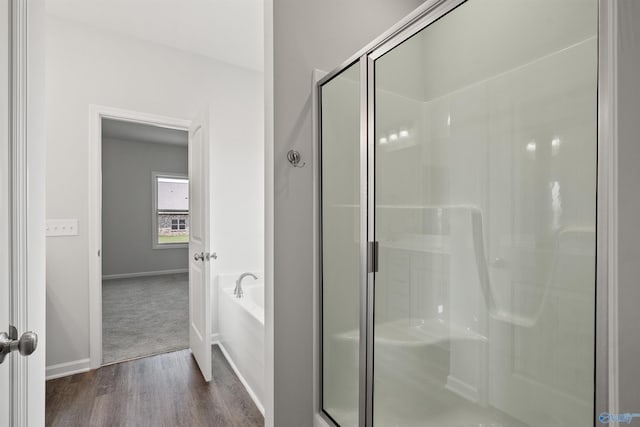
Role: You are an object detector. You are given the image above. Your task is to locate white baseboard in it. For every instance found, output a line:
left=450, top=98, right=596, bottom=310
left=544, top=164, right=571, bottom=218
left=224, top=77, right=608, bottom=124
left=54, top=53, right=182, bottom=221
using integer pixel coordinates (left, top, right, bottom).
left=46, top=358, right=91, bottom=380
left=48, top=334, right=217, bottom=381
left=214, top=341, right=264, bottom=416
left=445, top=374, right=479, bottom=403
left=102, top=268, right=188, bottom=280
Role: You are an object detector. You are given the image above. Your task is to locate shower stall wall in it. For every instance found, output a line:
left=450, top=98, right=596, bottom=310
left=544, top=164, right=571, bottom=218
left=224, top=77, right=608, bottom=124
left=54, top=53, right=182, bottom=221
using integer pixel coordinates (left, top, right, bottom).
left=318, top=0, right=607, bottom=426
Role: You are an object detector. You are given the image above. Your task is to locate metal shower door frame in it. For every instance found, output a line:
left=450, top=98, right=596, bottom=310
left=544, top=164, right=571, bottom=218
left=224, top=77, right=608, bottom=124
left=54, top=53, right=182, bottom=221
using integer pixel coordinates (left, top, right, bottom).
left=316, top=0, right=614, bottom=425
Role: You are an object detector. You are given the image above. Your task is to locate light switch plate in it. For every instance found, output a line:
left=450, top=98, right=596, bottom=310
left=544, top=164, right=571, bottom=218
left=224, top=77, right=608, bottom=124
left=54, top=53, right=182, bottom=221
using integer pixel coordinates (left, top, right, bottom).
left=46, top=219, right=79, bottom=237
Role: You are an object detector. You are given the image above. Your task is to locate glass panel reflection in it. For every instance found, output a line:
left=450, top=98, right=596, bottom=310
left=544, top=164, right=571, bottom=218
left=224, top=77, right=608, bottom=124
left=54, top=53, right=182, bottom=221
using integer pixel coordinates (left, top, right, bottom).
left=373, top=0, right=597, bottom=425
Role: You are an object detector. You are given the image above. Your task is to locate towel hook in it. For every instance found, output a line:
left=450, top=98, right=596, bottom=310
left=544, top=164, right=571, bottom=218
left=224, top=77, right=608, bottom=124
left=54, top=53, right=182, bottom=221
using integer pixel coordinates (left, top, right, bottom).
left=287, top=150, right=306, bottom=168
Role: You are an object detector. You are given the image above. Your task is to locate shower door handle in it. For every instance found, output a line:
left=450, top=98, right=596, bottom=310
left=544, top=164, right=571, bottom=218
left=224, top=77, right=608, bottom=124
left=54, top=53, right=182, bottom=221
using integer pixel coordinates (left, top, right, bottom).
left=368, top=241, right=379, bottom=273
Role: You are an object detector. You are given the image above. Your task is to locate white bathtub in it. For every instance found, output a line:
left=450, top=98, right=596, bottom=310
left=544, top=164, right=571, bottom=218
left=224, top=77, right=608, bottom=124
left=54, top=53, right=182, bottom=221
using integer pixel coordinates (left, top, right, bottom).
left=218, top=275, right=264, bottom=413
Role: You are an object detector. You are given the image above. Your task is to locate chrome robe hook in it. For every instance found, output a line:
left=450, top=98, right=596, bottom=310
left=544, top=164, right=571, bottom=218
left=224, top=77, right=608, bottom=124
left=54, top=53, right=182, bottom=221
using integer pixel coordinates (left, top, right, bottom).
left=287, top=150, right=306, bottom=168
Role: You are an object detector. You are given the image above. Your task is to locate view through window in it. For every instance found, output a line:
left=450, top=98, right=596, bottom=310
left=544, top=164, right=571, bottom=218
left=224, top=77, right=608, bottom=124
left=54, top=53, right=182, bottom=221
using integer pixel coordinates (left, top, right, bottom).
left=156, top=175, right=189, bottom=245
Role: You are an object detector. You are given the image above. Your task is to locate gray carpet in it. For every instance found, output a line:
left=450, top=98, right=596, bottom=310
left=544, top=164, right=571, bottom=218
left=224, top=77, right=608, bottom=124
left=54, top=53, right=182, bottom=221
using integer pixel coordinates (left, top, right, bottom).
left=102, top=273, right=188, bottom=365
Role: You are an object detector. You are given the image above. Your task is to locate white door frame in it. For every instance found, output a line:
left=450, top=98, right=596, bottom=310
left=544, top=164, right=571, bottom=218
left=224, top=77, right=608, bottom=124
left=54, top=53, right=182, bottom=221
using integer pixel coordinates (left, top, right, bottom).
left=88, top=105, right=191, bottom=369
left=4, top=0, right=46, bottom=425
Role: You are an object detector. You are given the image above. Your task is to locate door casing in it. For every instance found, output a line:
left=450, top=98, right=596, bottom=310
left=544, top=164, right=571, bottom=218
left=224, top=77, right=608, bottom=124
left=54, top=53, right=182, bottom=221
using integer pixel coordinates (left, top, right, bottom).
left=3, top=0, right=47, bottom=425
left=87, top=105, right=191, bottom=369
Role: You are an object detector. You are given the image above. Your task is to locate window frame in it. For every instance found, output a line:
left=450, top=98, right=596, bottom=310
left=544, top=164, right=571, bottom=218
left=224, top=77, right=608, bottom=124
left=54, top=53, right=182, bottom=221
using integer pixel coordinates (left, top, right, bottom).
left=152, top=171, right=189, bottom=249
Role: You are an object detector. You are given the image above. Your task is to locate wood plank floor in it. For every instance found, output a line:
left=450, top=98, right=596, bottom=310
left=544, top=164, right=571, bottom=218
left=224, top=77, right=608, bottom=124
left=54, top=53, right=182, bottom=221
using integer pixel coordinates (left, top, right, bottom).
left=45, top=346, right=264, bottom=427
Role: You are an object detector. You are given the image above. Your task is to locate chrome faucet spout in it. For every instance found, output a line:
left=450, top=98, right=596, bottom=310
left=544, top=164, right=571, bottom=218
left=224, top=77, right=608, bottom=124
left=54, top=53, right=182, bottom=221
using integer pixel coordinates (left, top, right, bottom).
left=234, top=272, right=258, bottom=298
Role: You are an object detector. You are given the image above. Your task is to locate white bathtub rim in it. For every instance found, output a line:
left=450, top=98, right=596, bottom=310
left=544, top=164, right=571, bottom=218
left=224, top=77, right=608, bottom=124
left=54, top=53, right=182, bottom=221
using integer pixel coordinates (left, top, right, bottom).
left=215, top=341, right=265, bottom=415
left=221, top=284, right=265, bottom=324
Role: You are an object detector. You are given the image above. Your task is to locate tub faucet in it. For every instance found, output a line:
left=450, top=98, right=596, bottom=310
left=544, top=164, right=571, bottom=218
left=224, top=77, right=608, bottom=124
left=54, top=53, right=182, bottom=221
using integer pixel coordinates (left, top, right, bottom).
left=235, top=272, right=258, bottom=298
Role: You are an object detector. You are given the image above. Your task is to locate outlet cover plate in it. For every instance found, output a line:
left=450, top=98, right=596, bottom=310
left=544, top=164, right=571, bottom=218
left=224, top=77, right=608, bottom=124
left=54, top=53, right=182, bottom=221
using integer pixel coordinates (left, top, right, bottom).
left=46, top=219, right=79, bottom=237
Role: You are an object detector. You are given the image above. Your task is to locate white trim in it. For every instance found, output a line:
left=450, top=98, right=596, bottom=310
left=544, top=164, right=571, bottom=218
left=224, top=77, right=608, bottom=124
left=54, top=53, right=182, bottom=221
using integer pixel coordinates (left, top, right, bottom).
left=10, top=0, right=30, bottom=423
left=0, top=1, right=10, bottom=423
left=102, top=268, right=189, bottom=281
left=9, top=1, right=47, bottom=425
left=45, top=359, right=91, bottom=381
left=89, top=104, right=191, bottom=370
left=151, top=171, right=189, bottom=250
left=263, top=0, right=275, bottom=425
left=152, top=243, right=189, bottom=250
left=215, top=342, right=265, bottom=416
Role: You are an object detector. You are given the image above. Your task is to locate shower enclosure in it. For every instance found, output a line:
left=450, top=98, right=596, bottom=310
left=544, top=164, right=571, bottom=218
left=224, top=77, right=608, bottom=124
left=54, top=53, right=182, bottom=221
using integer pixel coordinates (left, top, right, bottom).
left=318, top=0, right=609, bottom=426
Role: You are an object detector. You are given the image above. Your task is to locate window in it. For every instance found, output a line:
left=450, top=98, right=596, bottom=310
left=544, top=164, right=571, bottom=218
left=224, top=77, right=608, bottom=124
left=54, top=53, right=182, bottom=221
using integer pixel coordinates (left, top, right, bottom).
left=171, top=218, right=187, bottom=231
left=152, top=173, right=189, bottom=248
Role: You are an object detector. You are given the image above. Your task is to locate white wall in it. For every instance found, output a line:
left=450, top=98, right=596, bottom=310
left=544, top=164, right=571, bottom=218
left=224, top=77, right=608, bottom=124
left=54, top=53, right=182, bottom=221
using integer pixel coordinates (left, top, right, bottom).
left=101, top=138, right=188, bottom=277
left=46, top=16, right=264, bottom=369
left=271, top=1, right=425, bottom=425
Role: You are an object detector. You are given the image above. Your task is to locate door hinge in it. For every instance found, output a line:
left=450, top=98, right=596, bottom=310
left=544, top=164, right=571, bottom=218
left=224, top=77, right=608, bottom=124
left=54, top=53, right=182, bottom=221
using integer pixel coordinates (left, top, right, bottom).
left=368, top=241, right=379, bottom=273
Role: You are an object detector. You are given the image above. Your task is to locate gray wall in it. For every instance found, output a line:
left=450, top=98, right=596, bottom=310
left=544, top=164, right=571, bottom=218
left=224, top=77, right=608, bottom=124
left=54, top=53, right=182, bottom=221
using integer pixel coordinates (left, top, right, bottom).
left=617, top=0, right=640, bottom=412
left=102, top=138, right=188, bottom=276
left=272, top=1, right=425, bottom=425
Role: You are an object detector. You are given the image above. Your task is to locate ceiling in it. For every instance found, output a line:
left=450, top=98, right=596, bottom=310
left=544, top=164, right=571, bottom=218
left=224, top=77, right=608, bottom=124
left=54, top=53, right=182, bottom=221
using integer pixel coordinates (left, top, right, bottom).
left=102, top=119, right=188, bottom=146
left=45, top=0, right=264, bottom=71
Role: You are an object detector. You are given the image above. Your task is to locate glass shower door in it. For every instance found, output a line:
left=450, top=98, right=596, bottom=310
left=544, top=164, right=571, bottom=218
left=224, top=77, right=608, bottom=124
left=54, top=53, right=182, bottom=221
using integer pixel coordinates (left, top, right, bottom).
left=372, top=0, right=598, bottom=425
left=321, top=62, right=362, bottom=427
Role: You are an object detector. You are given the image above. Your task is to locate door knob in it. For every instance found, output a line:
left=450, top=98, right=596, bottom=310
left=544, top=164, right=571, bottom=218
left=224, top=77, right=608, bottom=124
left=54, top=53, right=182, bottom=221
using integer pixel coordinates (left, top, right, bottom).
left=0, top=330, right=38, bottom=365
left=194, top=252, right=204, bottom=261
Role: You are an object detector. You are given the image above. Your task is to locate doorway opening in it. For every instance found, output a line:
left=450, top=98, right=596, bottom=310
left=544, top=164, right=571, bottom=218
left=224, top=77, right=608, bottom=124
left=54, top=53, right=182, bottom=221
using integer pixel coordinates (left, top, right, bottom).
left=100, top=118, right=190, bottom=365
left=86, top=107, right=192, bottom=369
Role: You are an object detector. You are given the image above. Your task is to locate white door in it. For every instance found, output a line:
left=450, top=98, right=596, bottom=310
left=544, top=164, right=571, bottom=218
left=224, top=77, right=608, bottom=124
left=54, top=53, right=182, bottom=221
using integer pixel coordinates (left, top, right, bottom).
left=0, top=1, right=10, bottom=419
left=1, top=1, right=46, bottom=425
left=188, top=107, right=215, bottom=382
